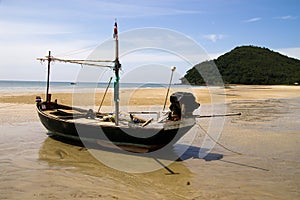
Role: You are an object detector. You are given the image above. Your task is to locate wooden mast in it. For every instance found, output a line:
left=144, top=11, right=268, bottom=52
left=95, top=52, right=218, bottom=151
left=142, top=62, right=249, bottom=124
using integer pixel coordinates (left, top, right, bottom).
left=113, top=20, right=120, bottom=126
left=46, top=51, right=51, bottom=102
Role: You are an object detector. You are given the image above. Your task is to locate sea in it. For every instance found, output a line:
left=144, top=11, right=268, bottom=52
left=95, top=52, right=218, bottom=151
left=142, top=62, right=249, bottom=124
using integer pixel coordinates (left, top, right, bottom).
left=0, top=80, right=193, bottom=93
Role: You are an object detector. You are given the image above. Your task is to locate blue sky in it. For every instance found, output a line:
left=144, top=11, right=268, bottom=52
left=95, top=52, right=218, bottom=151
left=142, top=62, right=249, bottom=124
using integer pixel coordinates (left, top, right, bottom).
left=0, top=0, right=299, bottom=82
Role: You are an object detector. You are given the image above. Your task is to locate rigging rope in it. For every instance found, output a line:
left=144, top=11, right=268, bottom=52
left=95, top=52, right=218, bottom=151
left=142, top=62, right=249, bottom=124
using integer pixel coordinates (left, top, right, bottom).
left=55, top=44, right=97, bottom=57
left=196, top=122, right=242, bottom=155
left=37, top=56, right=114, bottom=68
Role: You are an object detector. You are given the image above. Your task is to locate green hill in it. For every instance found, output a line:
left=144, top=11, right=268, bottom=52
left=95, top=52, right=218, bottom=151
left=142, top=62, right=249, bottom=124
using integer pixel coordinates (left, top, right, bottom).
left=181, top=46, right=300, bottom=85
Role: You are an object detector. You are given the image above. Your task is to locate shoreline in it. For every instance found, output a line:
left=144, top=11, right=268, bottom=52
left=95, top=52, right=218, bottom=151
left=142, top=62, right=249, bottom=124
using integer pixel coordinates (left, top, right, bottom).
left=0, top=85, right=299, bottom=106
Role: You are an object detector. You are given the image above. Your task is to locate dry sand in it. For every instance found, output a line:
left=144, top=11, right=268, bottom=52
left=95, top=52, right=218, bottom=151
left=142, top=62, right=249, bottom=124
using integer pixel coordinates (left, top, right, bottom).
left=0, top=85, right=299, bottom=199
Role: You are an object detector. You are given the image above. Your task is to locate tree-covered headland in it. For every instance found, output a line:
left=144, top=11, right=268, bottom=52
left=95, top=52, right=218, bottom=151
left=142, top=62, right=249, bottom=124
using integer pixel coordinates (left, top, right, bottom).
left=181, top=46, right=300, bottom=85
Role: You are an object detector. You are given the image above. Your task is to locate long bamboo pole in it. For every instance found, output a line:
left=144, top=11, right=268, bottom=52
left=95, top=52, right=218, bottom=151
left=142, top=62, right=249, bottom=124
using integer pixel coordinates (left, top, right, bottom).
left=196, top=112, right=241, bottom=118
left=163, top=66, right=176, bottom=110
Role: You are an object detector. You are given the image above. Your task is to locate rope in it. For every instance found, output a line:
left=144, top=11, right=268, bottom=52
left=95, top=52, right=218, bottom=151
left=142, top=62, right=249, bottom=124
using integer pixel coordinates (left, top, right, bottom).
left=55, top=45, right=97, bottom=57
left=37, top=57, right=114, bottom=68
left=196, top=123, right=272, bottom=172
left=196, top=123, right=242, bottom=155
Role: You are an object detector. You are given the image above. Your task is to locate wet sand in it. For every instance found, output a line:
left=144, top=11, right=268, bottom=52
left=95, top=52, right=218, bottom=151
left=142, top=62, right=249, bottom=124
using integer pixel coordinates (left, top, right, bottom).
left=0, top=85, right=299, bottom=105
left=0, top=85, right=300, bottom=199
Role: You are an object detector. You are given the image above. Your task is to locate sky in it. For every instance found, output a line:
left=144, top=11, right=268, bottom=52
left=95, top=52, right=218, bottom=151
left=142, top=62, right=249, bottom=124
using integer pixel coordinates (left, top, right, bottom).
left=0, top=0, right=299, bottom=83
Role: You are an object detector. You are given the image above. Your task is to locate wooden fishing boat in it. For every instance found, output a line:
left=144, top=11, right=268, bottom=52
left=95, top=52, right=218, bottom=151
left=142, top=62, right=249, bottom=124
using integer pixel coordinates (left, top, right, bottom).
left=36, top=21, right=200, bottom=153
left=36, top=101, right=198, bottom=152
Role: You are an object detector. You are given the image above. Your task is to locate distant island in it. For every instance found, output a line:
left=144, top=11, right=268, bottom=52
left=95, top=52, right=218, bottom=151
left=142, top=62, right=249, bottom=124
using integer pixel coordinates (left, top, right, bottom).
left=181, top=45, right=300, bottom=85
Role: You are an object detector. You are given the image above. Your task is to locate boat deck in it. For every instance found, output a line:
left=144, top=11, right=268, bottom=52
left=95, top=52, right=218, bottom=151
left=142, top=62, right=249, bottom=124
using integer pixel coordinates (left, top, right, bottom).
left=42, top=109, right=164, bottom=129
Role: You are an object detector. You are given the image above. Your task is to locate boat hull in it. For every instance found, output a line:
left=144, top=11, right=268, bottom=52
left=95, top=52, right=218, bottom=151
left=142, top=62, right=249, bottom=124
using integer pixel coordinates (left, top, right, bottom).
left=37, top=102, right=195, bottom=152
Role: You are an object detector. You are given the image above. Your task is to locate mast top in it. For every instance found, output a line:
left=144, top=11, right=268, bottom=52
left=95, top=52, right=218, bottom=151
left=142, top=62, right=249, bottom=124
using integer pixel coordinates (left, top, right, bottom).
left=37, top=20, right=121, bottom=126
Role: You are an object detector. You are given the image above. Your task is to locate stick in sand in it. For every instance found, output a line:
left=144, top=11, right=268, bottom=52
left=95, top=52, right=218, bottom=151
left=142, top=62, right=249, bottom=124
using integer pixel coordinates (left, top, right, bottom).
left=97, top=77, right=113, bottom=113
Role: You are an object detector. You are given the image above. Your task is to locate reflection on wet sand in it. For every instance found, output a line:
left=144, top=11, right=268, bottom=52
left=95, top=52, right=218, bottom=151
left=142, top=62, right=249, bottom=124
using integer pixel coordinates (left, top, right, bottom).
left=38, top=136, right=204, bottom=199
left=39, top=135, right=223, bottom=173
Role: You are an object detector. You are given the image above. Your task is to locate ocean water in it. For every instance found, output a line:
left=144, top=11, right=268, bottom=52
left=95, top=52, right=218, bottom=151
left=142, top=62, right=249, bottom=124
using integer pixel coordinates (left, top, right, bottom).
left=0, top=80, right=193, bottom=93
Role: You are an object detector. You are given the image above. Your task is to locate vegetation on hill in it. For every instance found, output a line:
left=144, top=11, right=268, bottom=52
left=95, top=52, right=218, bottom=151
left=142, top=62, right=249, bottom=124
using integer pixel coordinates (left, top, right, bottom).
left=181, top=46, right=300, bottom=85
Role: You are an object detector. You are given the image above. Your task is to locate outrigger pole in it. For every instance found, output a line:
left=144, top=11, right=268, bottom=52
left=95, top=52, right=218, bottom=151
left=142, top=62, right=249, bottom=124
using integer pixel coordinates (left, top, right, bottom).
left=113, top=19, right=121, bottom=126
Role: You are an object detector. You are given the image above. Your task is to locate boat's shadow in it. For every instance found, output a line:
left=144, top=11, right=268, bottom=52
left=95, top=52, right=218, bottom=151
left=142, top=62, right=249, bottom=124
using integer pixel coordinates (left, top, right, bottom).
left=175, top=144, right=223, bottom=161
left=48, top=135, right=223, bottom=162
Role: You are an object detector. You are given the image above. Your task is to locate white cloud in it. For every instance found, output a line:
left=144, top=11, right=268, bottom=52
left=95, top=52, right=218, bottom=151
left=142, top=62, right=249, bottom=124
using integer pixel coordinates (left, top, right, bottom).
left=274, top=15, right=297, bottom=20
left=203, top=34, right=225, bottom=43
left=79, top=0, right=201, bottom=18
left=277, top=47, right=300, bottom=60
left=243, top=17, right=262, bottom=23
left=0, top=34, right=95, bottom=81
left=0, top=20, right=75, bottom=36
left=1, top=0, right=200, bottom=20
left=207, top=52, right=224, bottom=59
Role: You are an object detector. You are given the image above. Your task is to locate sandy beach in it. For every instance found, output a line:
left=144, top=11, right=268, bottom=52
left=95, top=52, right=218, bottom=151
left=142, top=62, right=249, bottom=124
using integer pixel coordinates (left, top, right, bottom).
left=0, top=85, right=299, bottom=105
left=0, top=85, right=300, bottom=199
